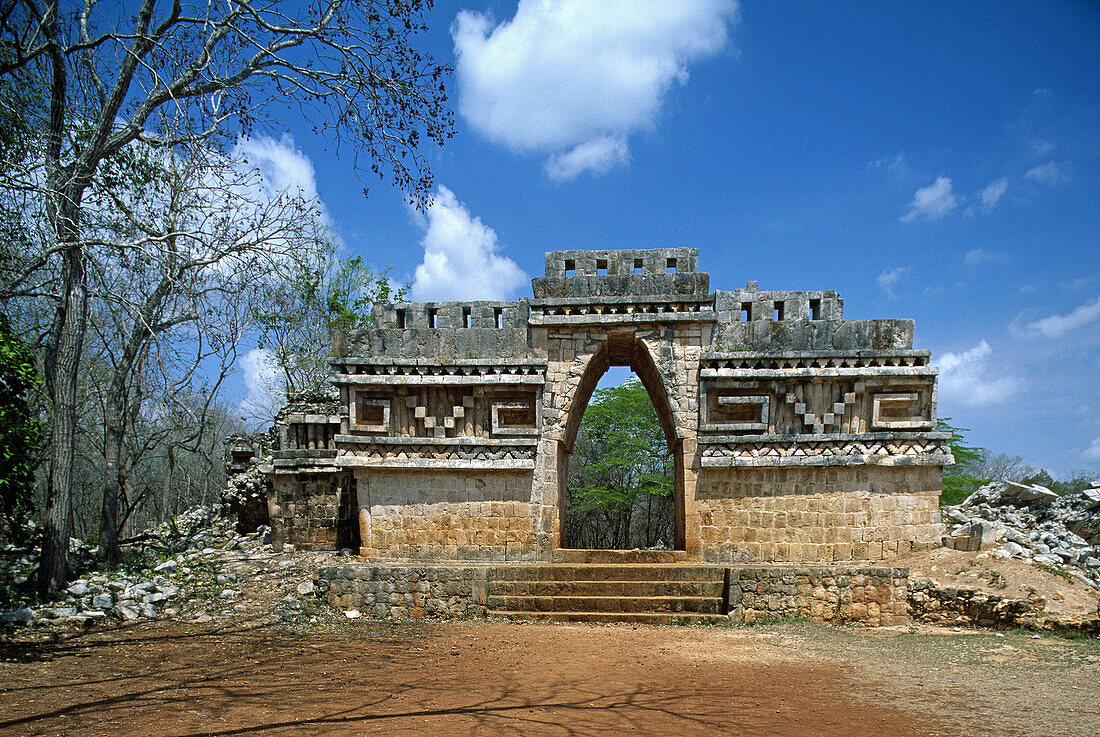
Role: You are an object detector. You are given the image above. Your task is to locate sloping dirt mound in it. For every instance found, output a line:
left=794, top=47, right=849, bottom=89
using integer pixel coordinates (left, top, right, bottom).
left=895, top=546, right=1100, bottom=622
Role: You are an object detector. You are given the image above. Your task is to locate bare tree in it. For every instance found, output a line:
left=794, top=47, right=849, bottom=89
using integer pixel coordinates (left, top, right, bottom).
left=0, top=0, right=452, bottom=596
left=964, top=453, right=1037, bottom=485
left=85, top=145, right=326, bottom=562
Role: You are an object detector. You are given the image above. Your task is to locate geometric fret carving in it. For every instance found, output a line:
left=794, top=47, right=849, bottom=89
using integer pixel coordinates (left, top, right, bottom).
left=784, top=389, right=855, bottom=434
left=411, top=395, right=475, bottom=438
left=491, top=400, right=539, bottom=437
left=351, top=394, right=390, bottom=433
left=871, top=392, right=932, bottom=430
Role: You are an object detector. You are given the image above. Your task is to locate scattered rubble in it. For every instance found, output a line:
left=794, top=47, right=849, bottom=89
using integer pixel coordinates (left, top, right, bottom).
left=942, top=481, right=1100, bottom=589
left=0, top=505, right=347, bottom=636
left=907, top=579, right=1046, bottom=629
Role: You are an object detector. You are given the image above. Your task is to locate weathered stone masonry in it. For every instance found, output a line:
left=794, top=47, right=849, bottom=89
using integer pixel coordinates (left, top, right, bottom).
left=266, top=247, right=952, bottom=564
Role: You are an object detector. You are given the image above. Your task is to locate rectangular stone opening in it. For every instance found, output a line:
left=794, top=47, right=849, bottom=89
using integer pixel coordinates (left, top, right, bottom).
left=774, top=301, right=785, bottom=321
left=396, top=309, right=406, bottom=329
left=564, top=258, right=576, bottom=276
left=359, top=402, right=385, bottom=426
left=492, top=398, right=539, bottom=436
left=426, top=307, right=437, bottom=328
left=870, top=392, right=931, bottom=430
left=596, top=258, right=608, bottom=275
left=353, top=396, right=390, bottom=433
left=494, top=307, right=503, bottom=328
left=498, top=405, right=535, bottom=427
left=741, top=302, right=752, bottom=321
left=809, top=298, right=821, bottom=320
left=879, top=397, right=915, bottom=419
left=634, top=258, right=644, bottom=274
left=701, top=391, right=769, bottom=432
left=666, top=257, right=677, bottom=273
left=462, top=306, right=471, bottom=328
left=723, top=401, right=760, bottom=423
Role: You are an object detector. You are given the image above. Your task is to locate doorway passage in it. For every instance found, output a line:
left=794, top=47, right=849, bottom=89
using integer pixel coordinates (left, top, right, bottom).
left=557, top=334, right=684, bottom=551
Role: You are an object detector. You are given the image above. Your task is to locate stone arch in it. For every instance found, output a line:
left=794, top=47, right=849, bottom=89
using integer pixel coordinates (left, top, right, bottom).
left=555, top=331, right=685, bottom=550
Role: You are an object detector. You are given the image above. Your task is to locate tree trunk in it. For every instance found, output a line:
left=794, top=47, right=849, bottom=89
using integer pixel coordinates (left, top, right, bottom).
left=38, top=245, right=88, bottom=599
left=99, top=399, right=124, bottom=563
left=160, top=446, right=176, bottom=523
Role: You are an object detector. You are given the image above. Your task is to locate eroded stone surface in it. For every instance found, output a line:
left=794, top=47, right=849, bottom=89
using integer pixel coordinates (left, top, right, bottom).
left=263, top=248, right=951, bottom=564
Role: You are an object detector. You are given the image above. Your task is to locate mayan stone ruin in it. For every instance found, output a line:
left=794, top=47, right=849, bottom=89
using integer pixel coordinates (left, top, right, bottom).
left=261, top=247, right=953, bottom=568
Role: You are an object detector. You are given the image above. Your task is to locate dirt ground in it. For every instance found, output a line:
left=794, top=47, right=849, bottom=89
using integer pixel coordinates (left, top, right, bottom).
left=895, top=547, right=1100, bottom=620
left=1, top=618, right=1097, bottom=737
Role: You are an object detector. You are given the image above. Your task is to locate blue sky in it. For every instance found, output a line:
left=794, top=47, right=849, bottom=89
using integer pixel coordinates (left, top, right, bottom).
left=239, top=1, right=1100, bottom=475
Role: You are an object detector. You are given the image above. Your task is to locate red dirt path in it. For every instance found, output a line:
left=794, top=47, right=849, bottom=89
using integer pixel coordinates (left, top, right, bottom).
left=0, top=620, right=952, bottom=737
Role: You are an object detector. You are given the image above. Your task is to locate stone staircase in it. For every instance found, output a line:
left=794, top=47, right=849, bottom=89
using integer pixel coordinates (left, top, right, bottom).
left=487, top=550, right=729, bottom=624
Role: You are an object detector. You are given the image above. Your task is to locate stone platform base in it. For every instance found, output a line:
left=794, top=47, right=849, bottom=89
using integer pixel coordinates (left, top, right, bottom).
left=727, top=566, right=909, bottom=626
left=316, top=561, right=910, bottom=626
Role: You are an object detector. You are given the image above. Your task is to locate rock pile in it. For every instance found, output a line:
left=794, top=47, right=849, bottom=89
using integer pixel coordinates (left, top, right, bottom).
left=943, top=481, right=1100, bottom=588
left=907, top=579, right=1045, bottom=629
left=0, top=504, right=345, bottom=633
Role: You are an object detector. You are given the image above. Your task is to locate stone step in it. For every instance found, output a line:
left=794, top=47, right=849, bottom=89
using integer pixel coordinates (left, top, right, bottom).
left=551, top=549, right=689, bottom=564
left=488, top=594, right=725, bottom=614
left=490, top=564, right=726, bottom=583
left=490, top=579, right=725, bottom=598
left=488, top=610, right=729, bottom=625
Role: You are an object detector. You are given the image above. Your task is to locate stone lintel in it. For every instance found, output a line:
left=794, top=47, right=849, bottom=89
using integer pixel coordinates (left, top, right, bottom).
left=336, top=457, right=535, bottom=470
left=271, top=461, right=339, bottom=472
left=333, top=374, right=545, bottom=386
left=529, top=295, right=714, bottom=307
left=330, top=356, right=548, bottom=367
left=700, top=367, right=937, bottom=379
left=529, top=312, right=716, bottom=326
left=699, top=454, right=950, bottom=468
left=281, top=414, right=341, bottom=424
left=701, top=349, right=932, bottom=361
left=333, top=435, right=538, bottom=447
left=699, top=431, right=952, bottom=444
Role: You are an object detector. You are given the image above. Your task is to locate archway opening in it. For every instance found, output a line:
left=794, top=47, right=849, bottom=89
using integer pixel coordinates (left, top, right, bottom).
left=558, top=334, right=683, bottom=550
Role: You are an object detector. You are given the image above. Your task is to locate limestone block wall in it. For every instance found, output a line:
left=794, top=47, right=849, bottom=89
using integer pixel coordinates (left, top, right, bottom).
left=317, top=563, right=909, bottom=626
left=727, top=566, right=909, bottom=626
left=268, top=471, right=355, bottom=550
left=318, top=564, right=491, bottom=619
left=259, top=247, right=954, bottom=564
left=907, top=579, right=1044, bottom=629
left=356, top=469, right=537, bottom=561
left=696, top=466, right=943, bottom=563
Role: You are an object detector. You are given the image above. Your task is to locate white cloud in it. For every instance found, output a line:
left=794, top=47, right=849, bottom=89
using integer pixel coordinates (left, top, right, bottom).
left=935, top=341, right=1019, bottom=406
left=1027, top=138, right=1055, bottom=156
left=545, top=135, right=630, bottom=181
left=964, top=249, right=1006, bottom=268
left=239, top=348, right=284, bottom=426
left=1018, top=296, right=1100, bottom=339
left=453, top=0, right=738, bottom=179
left=235, top=134, right=321, bottom=204
left=901, top=176, right=957, bottom=222
left=1024, top=161, right=1067, bottom=186
left=979, top=177, right=1008, bottom=211
left=869, top=152, right=907, bottom=175
left=409, top=186, right=527, bottom=301
left=877, top=267, right=908, bottom=298
left=1083, top=435, right=1100, bottom=465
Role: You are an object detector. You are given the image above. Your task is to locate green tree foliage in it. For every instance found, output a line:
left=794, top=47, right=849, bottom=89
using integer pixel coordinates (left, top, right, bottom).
left=566, top=377, right=673, bottom=549
left=938, top=417, right=990, bottom=506
left=0, top=316, right=42, bottom=545
left=252, top=243, right=406, bottom=402
left=938, top=419, right=1099, bottom=504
